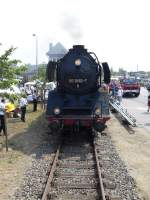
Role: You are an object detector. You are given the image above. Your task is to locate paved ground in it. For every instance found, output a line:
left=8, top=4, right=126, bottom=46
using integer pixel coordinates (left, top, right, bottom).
left=122, top=87, right=150, bottom=132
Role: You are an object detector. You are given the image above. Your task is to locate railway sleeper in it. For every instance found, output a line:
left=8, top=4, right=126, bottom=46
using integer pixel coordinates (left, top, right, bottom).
left=59, top=152, right=94, bottom=160
left=49, top=189, right=99, bottom=200
left=50, top=188, right=99, bottom=194
left=52, top=182, right=98, bottom=189
left=54, top=168, right=96, bottom=176
left=59, top=160, right=96, bottom=166
left=53, top=175, right=98, bottom=183
left=49, top=196, right=99, bottom=200
left=61, top=149, right=94, bottom=154
left=59, top=156, right=95, bottom=161
left=54, top=172, right=97, bottom=177
left=63, top=142, right=92, bottom=147
left=57, top=162, right=96, bottom=168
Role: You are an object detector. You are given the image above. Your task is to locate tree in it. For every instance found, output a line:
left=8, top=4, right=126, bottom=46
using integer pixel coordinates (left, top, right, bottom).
left=0, top=47, right=27, bottom=89
left=36, top=64, right=47, bottom=109
left=30, top=64, right=46, bottom=82
left=37, top=64, right=46, bottom=82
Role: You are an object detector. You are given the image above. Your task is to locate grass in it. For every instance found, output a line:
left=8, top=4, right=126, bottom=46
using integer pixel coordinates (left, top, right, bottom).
left=0, top=103, right=47, bottom=164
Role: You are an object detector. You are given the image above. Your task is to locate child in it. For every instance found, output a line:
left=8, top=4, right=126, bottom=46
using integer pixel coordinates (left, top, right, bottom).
left=147, top=95, right=150, bottom=112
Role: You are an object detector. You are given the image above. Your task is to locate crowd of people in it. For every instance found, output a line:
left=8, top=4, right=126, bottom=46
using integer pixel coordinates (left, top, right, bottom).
left=110, top=79, right=150, bottom=112
left=0, top=90, right=39, bottom=136
left=109, top=80, right=123, bottom=104
left=0, top=81, right=57, bottom=136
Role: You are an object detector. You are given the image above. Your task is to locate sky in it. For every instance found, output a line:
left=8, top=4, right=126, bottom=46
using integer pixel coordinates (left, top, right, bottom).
left=0, top=0, right=150, bottom=71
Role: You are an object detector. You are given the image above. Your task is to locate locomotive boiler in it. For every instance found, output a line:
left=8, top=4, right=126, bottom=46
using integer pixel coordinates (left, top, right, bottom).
left=46, top=45, right=111, bottom=132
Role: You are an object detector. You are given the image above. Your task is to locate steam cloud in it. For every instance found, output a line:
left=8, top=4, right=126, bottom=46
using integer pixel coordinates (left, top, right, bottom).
left=61, top=14, right=83, bottom=43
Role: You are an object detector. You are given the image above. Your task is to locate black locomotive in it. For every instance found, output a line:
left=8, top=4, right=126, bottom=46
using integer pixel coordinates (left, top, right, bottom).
left=46, top=45, right=111, bottom=132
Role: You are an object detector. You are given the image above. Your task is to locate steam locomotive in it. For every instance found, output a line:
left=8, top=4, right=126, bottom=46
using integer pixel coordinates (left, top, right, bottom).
left=46, top=45, right=111, bottom=132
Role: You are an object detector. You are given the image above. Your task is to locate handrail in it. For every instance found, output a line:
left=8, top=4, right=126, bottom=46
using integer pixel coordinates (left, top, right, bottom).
left=109, top=98, right=137, bottom=127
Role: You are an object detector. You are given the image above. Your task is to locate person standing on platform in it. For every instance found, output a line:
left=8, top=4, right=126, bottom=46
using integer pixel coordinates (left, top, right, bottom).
left=147, top=94, right=150, bottom=112
left=117, top=86, right=123, bottom=104
left=19, top=95, right=27, bottom=122
left=0, top=99, right=6, bottom=135
left=32, top=90, right=38, bottom=112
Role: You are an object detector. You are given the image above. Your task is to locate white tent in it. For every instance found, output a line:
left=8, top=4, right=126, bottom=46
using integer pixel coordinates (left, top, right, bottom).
left=0, top=85, right=21, bottom=94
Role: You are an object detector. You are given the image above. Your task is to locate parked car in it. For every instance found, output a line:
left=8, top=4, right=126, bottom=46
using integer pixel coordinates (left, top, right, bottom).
left=120, top=78, right=140, bottom=97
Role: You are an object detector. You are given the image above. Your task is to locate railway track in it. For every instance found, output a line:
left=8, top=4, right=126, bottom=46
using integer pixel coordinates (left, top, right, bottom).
left=13, top=127, right=140, bottom=200
left=41, top=130, right=108, bottom=200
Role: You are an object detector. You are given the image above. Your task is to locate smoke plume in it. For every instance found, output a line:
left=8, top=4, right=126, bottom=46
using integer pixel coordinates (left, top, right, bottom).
left=61, top=13, right=83, bottom=43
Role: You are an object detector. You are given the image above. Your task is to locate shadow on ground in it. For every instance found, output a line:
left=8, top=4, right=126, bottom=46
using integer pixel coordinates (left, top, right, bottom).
left=0, top=109, right=57, bottom=158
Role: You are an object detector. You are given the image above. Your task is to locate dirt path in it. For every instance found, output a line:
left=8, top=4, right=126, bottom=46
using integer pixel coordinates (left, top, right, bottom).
left=108, top=114, right=150, bottom=200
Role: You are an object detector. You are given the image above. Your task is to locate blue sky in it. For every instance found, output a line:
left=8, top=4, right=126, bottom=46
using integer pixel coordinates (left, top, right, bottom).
left=0, top=0, right=150, bottom=71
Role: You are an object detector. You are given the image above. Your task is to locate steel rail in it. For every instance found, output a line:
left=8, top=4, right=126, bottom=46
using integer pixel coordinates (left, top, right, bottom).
left=94, top=144, right=106, bottom=200
left=42, top=144, right=61, bottom=200
left=42, top=132, right=107, bottom=200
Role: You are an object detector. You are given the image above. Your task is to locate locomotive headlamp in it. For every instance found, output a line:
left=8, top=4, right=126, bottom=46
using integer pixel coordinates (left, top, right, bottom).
left=95, top=108, right=101, bottom=115
left=53, top=107, right=61, bottom=115
left=75, top=58, right=81, bottom=66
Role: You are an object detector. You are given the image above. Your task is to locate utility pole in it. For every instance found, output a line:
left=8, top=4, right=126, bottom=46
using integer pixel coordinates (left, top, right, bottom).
left=32, top=34, right=38, bottom=77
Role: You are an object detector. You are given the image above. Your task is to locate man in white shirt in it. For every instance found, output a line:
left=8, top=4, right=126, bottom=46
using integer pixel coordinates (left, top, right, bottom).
left=49, top=82, right=56, bottom=91
left=117, top=87, right=123, bottom=104
left=32, top=90, right=38, bottom=112
left=19, top=96, right=27, bottom=122
left=0, top=99, right=6, bottom=135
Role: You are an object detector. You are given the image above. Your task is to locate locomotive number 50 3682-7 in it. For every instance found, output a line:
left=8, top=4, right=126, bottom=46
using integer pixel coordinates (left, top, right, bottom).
left=68, top=79, right=87, bottom=83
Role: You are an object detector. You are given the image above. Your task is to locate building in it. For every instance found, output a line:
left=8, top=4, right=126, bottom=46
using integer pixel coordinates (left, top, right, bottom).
left=46, top=42, right=67, bottom=61
left=22, top=42, right=67, bottom=81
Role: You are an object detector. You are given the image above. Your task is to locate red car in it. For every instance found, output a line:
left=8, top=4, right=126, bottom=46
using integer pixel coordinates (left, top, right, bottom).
left=120, top=78, right=140, bottom=97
